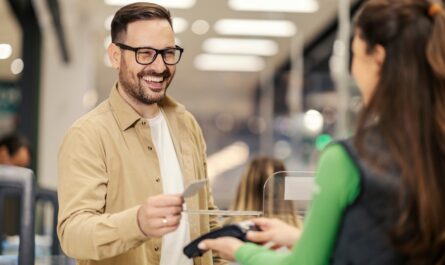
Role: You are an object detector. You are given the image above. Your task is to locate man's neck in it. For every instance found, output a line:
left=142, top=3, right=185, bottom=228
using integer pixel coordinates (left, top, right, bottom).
left=117, top=82, right=160, bottom=119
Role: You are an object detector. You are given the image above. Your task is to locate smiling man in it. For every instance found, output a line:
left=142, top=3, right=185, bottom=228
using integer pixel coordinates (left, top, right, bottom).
left=57, top=3, right=224, bottom=265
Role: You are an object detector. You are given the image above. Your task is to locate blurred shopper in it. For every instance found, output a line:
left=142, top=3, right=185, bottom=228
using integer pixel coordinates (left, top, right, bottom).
left=0, top=132, right=31, bottom=236
left=57, top=2, right=224, bottom=265
left=199, top=0, right=445, bottom=264
left=0, top=132, right=31, bottom=168
left=229, top=156, right=302, bottom=228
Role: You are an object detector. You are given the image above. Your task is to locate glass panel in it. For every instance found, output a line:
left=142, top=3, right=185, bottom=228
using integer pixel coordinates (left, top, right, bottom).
left=262, top=171, right=315, bottom=226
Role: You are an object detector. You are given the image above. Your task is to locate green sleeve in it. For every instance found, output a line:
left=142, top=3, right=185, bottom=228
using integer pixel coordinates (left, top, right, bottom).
left=235, top=143, right=360, bottom=265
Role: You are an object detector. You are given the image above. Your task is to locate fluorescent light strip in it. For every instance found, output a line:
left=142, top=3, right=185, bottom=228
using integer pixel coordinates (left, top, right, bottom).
left=203, top=38, right=278, bottom=56
left=229, top=0, right=319, bottom=13
left=207, top=141, right=250, bottom=182
left=195, top=54, right=265, bottom=72
left=172, top=17, right=188, bottom=33
left=214, top=19, right=296, bottom=37
left=104, top=0, right=196, bottom=9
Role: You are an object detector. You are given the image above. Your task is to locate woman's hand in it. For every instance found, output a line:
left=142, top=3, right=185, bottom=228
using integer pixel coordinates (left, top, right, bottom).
left=247, top=218, right=301, bottom=249
left=198, top=237, right=245, bottom=261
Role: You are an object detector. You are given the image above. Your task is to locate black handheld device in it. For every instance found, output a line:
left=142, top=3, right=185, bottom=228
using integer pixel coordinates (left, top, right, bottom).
left=183, top=220, right=261, bottom=258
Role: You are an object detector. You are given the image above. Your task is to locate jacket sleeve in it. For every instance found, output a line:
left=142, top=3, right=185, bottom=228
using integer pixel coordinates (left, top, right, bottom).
left=57, top=125, right=147, bottom=260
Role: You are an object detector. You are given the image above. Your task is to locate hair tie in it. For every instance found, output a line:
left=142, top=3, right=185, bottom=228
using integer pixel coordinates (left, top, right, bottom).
left=429, top=2, right=442, bottom=17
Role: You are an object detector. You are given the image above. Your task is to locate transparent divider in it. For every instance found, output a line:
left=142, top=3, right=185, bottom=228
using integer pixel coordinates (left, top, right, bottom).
left=262, top=171, right=315, bottom=227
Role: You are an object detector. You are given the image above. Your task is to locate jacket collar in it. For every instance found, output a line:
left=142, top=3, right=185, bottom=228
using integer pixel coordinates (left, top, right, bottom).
left=108, top=82, right=186, bottom=131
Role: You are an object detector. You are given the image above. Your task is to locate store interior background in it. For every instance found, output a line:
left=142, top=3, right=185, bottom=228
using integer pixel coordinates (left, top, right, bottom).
left=0, top=0, right=363, bottom=209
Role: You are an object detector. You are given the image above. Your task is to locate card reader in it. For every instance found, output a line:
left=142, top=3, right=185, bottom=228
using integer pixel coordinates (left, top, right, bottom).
left=183, top=220, right=261, bottom=258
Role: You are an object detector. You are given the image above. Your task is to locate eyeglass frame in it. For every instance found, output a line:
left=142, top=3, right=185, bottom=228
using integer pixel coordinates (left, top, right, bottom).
left=114, top=42, right=184, bottom=65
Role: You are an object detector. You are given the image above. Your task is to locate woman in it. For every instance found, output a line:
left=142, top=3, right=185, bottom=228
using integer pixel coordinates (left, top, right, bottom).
left=199, top=0, right=445, bottom=264
left=228, top=156, right=302, bottom=228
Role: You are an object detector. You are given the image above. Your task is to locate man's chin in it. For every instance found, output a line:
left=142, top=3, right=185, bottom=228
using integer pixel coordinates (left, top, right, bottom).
left=140, top=93, right=165, bottom=105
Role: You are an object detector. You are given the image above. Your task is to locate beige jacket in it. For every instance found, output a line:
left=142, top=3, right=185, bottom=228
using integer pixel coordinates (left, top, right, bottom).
left=58, top=84, right=225, bottom=265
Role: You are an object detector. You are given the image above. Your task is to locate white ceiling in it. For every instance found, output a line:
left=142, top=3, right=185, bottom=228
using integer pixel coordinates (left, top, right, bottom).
left=0, top=0, right=346, bottom=120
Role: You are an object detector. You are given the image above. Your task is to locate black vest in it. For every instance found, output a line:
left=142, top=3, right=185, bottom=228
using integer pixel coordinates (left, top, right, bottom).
left=330, top=136, right=406, bottom=265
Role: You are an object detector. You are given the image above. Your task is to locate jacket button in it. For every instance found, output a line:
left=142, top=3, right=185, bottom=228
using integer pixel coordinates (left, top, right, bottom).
left=154, top=246, right=159, bottom=251
left=142, top=121, right=146, bottom=125
left=155, top=177, right=160, bottom=182
left=148, top=146, right=153, bottom=150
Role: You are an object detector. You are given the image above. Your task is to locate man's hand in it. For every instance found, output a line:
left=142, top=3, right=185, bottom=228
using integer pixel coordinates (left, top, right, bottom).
left=198, top=237, right=244, bottom=261
left=246, top=218, right=301, bottom=249
left=137, top=194, right=184, bottom=238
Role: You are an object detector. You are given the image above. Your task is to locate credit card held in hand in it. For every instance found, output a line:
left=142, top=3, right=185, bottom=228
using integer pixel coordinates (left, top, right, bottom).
left=183, top=179, right=207, bottom=198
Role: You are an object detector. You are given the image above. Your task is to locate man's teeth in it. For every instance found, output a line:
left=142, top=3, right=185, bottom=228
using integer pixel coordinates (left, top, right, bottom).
left=143, top=76, right=164, bottom=82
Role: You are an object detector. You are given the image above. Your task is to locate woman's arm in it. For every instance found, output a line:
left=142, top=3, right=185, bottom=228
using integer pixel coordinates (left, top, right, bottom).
left=234, top=143, right=361, bottom=265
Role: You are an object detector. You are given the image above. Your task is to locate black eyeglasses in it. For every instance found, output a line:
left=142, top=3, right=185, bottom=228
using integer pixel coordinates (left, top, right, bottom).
left=114, top=43, right=184, bottom=65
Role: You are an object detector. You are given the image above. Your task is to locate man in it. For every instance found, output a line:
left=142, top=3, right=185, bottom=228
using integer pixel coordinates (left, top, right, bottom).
left=57, top=3, right=224, bottom=265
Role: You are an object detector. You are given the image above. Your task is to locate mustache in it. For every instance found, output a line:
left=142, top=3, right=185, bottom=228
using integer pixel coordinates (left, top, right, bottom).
left=137, top=69, right=171, bottom=79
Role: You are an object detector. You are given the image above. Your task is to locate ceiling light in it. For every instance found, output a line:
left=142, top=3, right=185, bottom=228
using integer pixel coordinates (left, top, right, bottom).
left=104, top=0, right=196, bottom=9
left=172, top=17, right=188, bottom=33
left=11, top=58, right=24, bottom=75
left=303, top=109, right=323, bottom=135
left=229, top=0, right=319, bottom=13
left=214, top=19, right=296, bottom=37
left=191, top=20, right=209, bottom=35
left=0, top=44, right=12, bottom=60
left=203, top=38, right=278, bottom=56
left=194, top=54, right=265, bottom=72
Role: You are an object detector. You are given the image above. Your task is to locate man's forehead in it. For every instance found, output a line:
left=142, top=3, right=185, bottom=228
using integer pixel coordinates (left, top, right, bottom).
left=123, top=19, right=175, bottom=45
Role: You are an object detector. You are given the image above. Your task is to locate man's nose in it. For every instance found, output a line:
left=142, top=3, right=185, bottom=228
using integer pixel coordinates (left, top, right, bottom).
left=150, top=54, right=167, bottom=72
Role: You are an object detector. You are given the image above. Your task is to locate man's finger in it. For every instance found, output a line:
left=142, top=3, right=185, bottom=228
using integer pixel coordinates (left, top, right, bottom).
left=148, top=206, right=183, bottom=217
left=149, top=195, right=184, bottom=207
left=157, top=225, right=179, bottom=236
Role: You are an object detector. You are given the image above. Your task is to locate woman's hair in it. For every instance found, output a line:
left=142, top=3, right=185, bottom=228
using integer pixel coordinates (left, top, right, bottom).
left=111, top=2, right=172, bottom=43
left=354, top=0, right=445, bottom=262
left=231, top=156, right=301, bottom=227
left=231, top=156, right=285, bottom=211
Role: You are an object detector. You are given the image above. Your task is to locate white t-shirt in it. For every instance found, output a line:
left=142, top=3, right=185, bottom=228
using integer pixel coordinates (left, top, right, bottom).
left=148, top=111, right=193, bottom=265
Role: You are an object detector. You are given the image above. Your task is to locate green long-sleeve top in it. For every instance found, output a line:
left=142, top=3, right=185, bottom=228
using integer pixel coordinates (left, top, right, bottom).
left=235, top=143, right=360, bottom=265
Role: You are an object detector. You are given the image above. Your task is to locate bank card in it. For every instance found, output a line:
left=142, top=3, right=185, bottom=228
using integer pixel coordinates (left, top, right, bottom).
left=183, top=179, right=207, bottom=198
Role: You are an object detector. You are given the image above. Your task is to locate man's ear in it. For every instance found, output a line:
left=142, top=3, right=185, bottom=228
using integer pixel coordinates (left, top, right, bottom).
left=107, top=43, right=121, bottom=69
left=373, top=44, right=386, bottom=67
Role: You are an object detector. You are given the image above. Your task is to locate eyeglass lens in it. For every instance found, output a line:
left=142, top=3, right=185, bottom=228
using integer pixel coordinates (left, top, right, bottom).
left=136, top=48, right=181, bottom=65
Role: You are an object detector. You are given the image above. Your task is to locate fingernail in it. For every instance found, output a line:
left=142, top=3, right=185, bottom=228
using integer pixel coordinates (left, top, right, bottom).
left=198, top=242, right=206, bottom=249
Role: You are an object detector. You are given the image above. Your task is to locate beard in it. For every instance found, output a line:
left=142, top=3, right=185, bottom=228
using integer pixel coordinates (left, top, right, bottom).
left=119, top=57, right=173, bottom=105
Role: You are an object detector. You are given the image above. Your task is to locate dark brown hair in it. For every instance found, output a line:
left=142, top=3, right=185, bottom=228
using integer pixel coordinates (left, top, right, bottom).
left=354, top=0, right=445, bottom=263
left=111, top=2, right=172, bottom=43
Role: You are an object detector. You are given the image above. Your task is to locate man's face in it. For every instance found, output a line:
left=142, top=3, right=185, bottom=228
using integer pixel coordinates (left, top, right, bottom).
left=114, top=19, right=176, bottom=105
